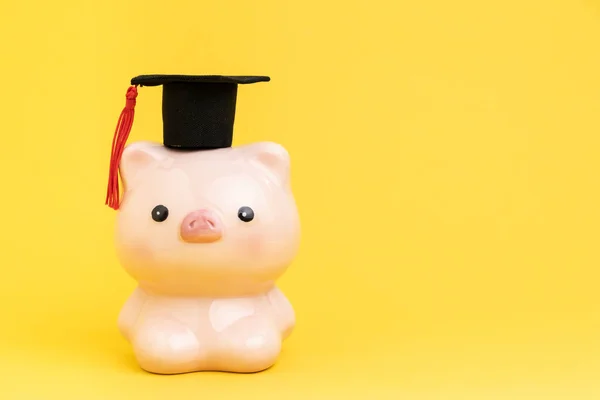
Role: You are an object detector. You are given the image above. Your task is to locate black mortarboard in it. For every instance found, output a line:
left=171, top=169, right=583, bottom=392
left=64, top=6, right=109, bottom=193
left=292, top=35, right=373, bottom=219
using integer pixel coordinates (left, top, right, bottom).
left=105, top=74, right=270, bottom=210
left=131, top=74, right=270, bottom=149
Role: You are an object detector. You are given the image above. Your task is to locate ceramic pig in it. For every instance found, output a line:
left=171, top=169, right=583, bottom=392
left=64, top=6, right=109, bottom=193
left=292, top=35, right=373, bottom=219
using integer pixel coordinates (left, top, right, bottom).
left=114, top=140, right=301, bottom=374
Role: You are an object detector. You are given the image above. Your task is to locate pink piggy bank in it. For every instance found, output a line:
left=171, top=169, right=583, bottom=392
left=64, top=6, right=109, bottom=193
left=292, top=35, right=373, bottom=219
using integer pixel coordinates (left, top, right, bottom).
left=114, top=140, right=301, bottom=374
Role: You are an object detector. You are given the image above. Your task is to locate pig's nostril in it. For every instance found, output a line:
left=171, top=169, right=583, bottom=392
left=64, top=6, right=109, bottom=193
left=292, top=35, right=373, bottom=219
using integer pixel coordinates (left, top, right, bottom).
left=186, top=217, right=216, bottom=231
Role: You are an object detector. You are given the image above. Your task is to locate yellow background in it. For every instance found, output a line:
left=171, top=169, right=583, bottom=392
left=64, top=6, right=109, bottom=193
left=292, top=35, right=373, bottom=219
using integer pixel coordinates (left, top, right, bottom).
left=1, top=0, right=599, bottom=398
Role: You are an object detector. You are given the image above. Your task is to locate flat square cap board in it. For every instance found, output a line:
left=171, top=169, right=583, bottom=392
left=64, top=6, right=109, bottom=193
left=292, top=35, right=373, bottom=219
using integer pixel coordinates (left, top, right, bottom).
left=131, top=75, right=270, bottom=86
left=104, top=74, right=271, bottom=210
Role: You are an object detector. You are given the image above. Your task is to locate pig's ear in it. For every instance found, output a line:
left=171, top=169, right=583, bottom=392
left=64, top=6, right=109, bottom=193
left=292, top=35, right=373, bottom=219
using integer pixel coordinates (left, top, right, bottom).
left=246, top=142, right=291, bottom=186
left=120, top=141, right=169, bottom=188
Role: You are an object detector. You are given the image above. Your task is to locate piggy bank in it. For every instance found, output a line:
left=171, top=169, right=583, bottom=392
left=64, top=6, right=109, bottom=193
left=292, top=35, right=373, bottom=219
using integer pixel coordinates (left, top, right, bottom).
left=114, top=140, right=301, bottom=374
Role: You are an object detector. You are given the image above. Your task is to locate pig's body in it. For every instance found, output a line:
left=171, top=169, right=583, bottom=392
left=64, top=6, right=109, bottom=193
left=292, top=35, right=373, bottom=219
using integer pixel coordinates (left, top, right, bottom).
left=114, top=141, right=300, bottom=374
left=118, top=286, right=294, bottom=374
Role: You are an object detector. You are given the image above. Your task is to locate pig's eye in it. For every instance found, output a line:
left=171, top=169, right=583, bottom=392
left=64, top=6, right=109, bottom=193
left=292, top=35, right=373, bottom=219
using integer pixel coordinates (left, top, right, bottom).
left=151, top=205, right=169, bottom=222
left=237, top=206, right=254, bottom=222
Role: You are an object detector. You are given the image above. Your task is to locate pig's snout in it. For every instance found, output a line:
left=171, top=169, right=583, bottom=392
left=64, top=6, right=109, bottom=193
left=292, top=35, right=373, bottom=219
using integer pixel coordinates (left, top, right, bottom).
left=180, top=209, right=223, bottom=243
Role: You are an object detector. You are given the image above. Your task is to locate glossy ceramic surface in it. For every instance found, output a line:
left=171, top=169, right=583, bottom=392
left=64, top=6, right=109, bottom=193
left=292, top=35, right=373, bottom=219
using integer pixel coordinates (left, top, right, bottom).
left=115, top=141, right=300, bottom=374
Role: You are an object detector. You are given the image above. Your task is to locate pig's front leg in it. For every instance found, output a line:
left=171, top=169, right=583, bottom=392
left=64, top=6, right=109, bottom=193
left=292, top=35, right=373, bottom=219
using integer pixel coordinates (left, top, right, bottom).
left=131, top=314, right=205, bottom=374
left=117, top=287, right=148, bottom=341
left=267, top=286, right=295, bottom=339
left=214, top=314, right=282, bottom=373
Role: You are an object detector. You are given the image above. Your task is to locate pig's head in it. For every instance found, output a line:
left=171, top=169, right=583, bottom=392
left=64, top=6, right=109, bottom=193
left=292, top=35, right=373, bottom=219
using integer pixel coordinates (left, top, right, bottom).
left=114, top=141, right=301, bottom=297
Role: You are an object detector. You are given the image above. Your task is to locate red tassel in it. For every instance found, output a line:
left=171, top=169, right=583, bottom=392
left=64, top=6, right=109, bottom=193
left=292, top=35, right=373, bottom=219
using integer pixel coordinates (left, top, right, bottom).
left=105, top=85, right=138, bottom=210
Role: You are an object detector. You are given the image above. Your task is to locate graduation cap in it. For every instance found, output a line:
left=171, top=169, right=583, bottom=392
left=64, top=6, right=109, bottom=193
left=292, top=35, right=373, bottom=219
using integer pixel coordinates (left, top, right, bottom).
left=105, top=74, right=270, bottom=210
